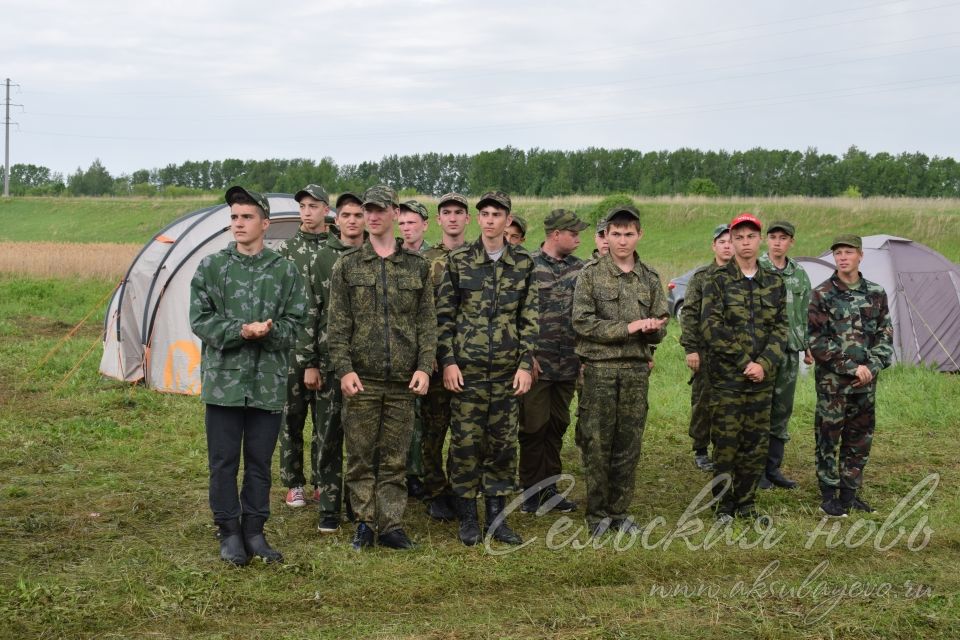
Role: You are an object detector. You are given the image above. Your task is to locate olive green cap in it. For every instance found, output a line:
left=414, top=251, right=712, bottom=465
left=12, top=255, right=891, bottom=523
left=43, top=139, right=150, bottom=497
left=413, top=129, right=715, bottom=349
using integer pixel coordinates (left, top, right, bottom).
left=767, top=220, right=795, bottom=237
left=603, top=205, right=641, bottom=227
left=437, top=192, right=469, bottom=210
left=830, top=234, right=862, bottom=251
left=544, top=208, right=589, bottom=232
left=335, top=191, right=363, bottom=209
left=225, top=185, right=270, bottom=218
left=509, top=214, right=527, bottom=236
left=477, top=190, right=512, bottom=212
left=712, top=224, right=730, bottom=240
left=294, top=184, right=329, bottom=205
left=362, top=184, right=398, bottom=209
left=399, top=199, right=429, bottom=220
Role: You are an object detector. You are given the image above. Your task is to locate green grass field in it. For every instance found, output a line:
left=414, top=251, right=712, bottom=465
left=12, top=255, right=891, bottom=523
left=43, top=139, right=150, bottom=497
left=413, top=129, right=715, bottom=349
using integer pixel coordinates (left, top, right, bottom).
left=1, top=196, right=959, bottom=638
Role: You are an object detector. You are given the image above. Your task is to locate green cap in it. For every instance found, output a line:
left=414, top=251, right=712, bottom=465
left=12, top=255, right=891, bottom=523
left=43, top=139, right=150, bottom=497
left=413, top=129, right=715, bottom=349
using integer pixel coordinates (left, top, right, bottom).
left=399, top=199, right=429, bottom=220
left=544, top=208, right=589, bottom=233
left=477, top=190, right=512, bottom=212
left=595, top=219, right=608, bottom=234
left=335, top=192, right=362, bottom=209
left=603, top=205, right=641, bottom=227
left=830, top=234, right=862, bottom=251
left=225, top=186, right=270, bottom=218
left=712, top=224, right=730, bottom=240
left=437, top=192, right=469, bottom=210
left=294, top=184, right=329, bottom=205
left=362, top=184, right=398, bottom=209
left=509, top=214, right=527, bottom=236
left=767, top=220, right=795, bottom=237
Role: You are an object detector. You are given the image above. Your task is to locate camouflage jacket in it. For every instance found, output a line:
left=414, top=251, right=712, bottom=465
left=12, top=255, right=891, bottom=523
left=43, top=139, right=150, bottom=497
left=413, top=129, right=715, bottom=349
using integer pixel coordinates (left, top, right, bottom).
left=436, top=239, right=538, bottom=381
left=531, top=247, right=584, bottom=380
left=759, top=253, right=812, bottom=352
left=189, top=243, right=308, bottom=411
left=422, top=241, right=457, bottom=291
left=572, top=252, right=668, bottom=367
left=808, top=272, right=894, bottom=395
left=327, top=239, right=436, bottom=382
left=679, top=262, right=723, bottom=355
left=276, top=228, right=328, bottom=282
left=294, top=232, right=359, bottom=372
left=701, top=260, right=788, bottom=392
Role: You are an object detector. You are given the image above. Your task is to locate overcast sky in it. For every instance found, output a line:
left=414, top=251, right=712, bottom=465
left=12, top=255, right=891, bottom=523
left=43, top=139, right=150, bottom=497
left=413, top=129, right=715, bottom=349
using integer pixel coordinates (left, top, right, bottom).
left=3, top=0, right=959, bottom=177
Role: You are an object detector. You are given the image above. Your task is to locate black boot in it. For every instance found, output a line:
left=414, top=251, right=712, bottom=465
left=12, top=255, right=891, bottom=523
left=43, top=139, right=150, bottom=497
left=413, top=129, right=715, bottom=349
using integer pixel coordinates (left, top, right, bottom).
left=484, top=495, right=522, bottom=545
left=455, top=497, right=481, bottom=546
left=838, top=487, right=856, bottom=510
left=241, top=516, right=283, bottom=564
left=426, top=494, right=457, bottom=521
left=217, top=519, right=249, bottom=566
left=766, top=437, right=798, bottom=489
left=820, top=483, right=837, bottom=503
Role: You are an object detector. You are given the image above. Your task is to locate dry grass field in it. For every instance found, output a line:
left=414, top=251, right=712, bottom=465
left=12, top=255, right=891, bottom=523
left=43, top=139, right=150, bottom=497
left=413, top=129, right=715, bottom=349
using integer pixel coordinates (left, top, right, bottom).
left=0, top=242, right=140, bottom=280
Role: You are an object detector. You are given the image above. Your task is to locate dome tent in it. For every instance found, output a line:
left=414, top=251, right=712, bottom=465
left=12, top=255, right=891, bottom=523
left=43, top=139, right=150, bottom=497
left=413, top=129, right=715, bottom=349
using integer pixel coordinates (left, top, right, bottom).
left=99, top=194, right=302, bottom=393
left=796, top=235, right=960, bottom=372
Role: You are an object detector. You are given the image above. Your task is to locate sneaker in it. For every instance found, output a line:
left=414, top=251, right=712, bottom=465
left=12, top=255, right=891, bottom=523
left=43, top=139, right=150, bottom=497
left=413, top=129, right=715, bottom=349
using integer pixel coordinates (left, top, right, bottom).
left=851, top=496, right=876, bottom=513
left=819, top=498, right=849, bottom=518
left=589, top=519, right=612, bottom=539
left=378, top=528, right=415, bottom=550
left=317, top=514, right=340, bottom=534
left=539, top=485, right=577, bottom=514
left=520, top=490, right=541, bottom=514
left=285, top=486, right=306, bottom=508
left=612, top=518, right=640, bottom=535
left=350, top=523, right=375, bottom=551
left=694, top=454, right=715, bottom=472
left=757, top=476, right=774, bottom=490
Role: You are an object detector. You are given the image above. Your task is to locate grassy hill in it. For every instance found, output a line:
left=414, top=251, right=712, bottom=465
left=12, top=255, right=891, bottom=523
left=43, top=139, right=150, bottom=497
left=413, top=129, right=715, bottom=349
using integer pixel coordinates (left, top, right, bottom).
left=2, top=195, right=959, bottom=283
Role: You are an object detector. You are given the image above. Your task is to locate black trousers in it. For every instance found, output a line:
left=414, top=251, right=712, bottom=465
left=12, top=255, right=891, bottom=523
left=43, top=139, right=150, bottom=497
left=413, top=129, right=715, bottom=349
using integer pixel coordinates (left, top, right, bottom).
left=205, top=404, right=282, bottom=525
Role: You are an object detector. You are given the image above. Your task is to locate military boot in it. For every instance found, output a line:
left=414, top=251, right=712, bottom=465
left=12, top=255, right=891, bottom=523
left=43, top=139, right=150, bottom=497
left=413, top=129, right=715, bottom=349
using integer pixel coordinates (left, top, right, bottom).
left=484, top=495, right=522, bottom=545
left=455, top=497, right=482, bottom=546
left=765, top=437, right=798, bottom=489
left=241, top=516, right=284, bottom=564
left=217, top=519, right=249, bottom=566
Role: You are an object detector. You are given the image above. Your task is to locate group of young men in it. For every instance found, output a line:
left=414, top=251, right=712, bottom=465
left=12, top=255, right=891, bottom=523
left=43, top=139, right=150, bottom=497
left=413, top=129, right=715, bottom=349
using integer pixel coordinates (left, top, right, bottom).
left=189, top=184, right=894, bottom=565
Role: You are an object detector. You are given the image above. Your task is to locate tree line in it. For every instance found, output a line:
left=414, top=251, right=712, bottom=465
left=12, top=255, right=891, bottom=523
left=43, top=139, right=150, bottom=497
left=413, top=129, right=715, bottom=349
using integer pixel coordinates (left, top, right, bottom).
left=4, top=145, right=959, bottom=198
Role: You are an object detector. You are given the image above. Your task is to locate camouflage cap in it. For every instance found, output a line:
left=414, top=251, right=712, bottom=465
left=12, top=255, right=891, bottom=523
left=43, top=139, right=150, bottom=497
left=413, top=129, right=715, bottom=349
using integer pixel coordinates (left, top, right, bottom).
left=362, top=184, right=398, bottom=209
left=335, top=191, right=363, bottom=209
left=508, top=214, right=527, bottom=236
left=225, top=185, right=270, bottom=218
left=544, top=208, right=589, bottom=233
left=294, top=184, right=329, bottom=205
left=603, top=205, right=641, bottom=227
left=399, top=199, right=429, bottom=220
left=477, top=190, right=512, bottom=212
left=767, top=220, right=795, bottom=237
left=830, top=234, right=862, bottom=251
left=730, top=212, right=762, bottom=230
left=595, top=218, right=608, bottom=234
left=712, top=223, right=730, bottom=240
left=437, top=192, right=469, bottom=210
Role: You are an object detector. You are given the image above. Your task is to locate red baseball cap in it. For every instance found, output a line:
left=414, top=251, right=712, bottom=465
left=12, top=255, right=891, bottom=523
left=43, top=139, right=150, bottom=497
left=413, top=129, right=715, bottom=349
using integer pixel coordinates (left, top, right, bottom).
left=729, top=212, right=762, bottom=231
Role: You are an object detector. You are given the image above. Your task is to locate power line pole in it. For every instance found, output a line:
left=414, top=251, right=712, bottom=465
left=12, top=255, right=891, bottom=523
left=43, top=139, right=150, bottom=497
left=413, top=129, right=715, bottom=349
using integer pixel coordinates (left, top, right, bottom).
left=3, top=78, right=10, bottom=197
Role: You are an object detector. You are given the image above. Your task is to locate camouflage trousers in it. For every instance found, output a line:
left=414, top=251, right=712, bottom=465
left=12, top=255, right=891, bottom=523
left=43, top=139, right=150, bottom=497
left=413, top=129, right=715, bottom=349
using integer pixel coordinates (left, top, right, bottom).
left=575, top=365, right=649, bottom=528
left=448, top=380, right=519, bottom=499
left=688, top=365, right=712, bottom=452
left=710, top=389, right=772, bottom=512
left=406, top=399, right=424, bottom=478
left=770, top=351, right=799, bottom=442
left=420, top=379, right=452, bottom=499
left=279, top=366, right=319, bottom=488
left=343, top=379, right=415, bottom=534
left=312, top=372, right=344, bottom=517
left=519, top=379, right=576, bottom=489
left=815, top=391, right=875, bottom=491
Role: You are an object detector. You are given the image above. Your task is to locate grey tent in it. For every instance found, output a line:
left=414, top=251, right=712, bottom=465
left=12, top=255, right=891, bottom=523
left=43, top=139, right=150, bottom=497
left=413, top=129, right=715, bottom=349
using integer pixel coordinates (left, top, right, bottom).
left=99, top=194, right=302, bottom=393
left=796, top=235, right=960, bottom=372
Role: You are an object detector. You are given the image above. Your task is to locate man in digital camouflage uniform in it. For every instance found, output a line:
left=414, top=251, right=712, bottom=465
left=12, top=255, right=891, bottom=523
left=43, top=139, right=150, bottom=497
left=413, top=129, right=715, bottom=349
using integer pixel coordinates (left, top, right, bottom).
left=592, top=219, right=609, bottom=259
left=276, top=184, right=330, bottom=509
left=808, top=234, right=893, bottom=517
left=296, top=191, right=366, bottom=533
left=757, top=221, right=813, bottom=490
left=572, top=206, right=668, bottom=537
left=327, top=185, right=436, bottom=551
left=190, top=186, right=307, bottom=565
left=397, top=199, right=431, bottom=500
left=420, top=192, right=471, bottom=522
left=437, top=190, right=537, bottom=546
left=679, top=224, right=733, bottom=472
left=520, top=208, right=588, bottom=515
left=701, top=213, right=787, bottom=522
